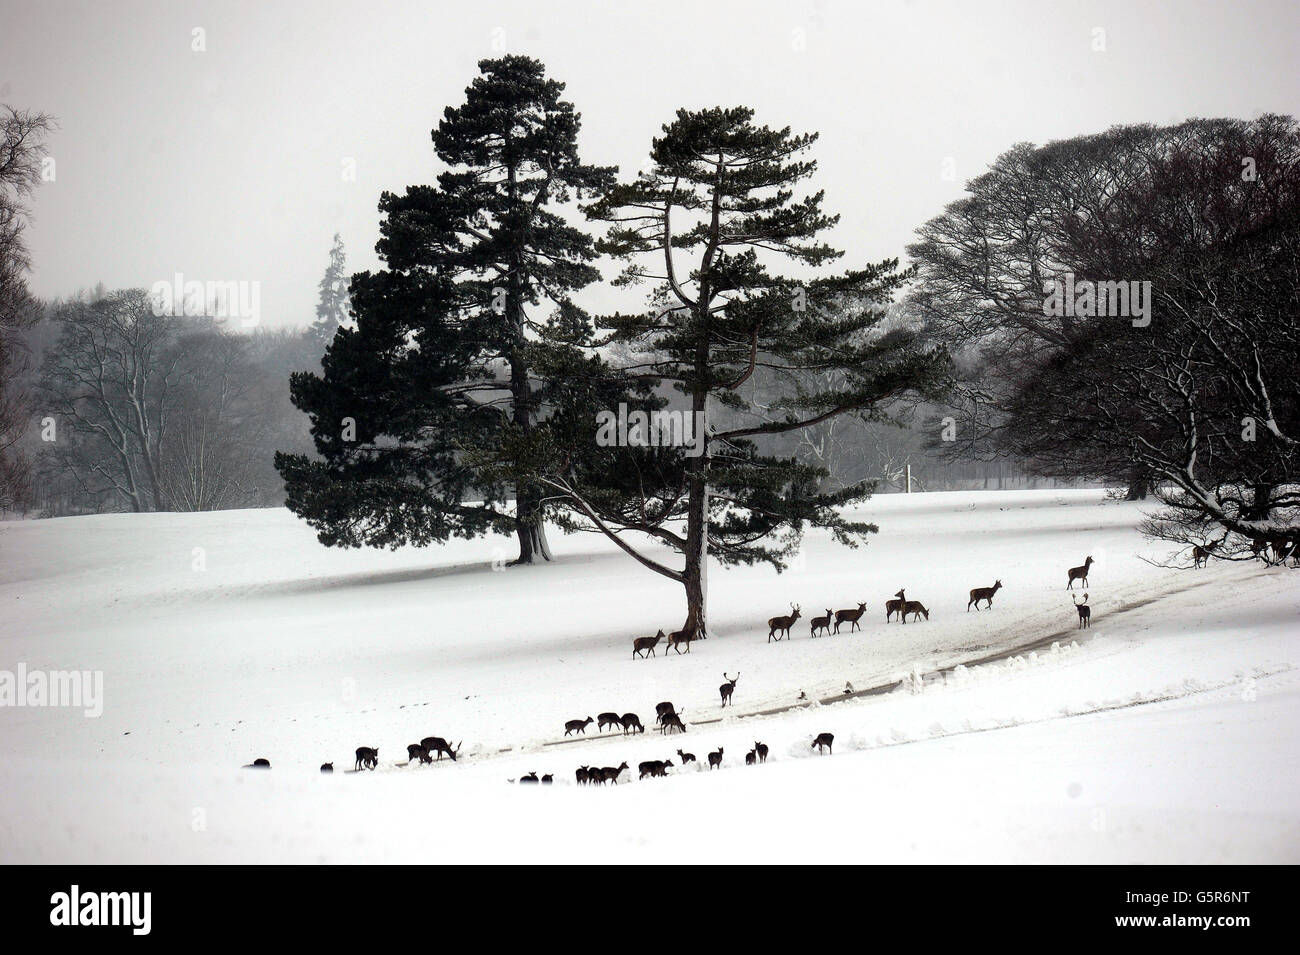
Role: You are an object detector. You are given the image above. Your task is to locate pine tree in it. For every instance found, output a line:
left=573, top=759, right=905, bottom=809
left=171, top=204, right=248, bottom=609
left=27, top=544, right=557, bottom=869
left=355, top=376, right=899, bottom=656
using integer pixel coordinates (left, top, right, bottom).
left=541, top=106, right=949, bottom=633
left=275, top=56, right=614, bottom=562
left=310, top=233, right=349, bottom=351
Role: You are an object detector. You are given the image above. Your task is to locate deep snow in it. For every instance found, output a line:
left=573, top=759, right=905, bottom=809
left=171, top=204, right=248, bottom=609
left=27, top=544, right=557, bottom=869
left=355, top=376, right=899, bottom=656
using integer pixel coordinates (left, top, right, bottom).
left=1, top=488, right=1297, bottom=863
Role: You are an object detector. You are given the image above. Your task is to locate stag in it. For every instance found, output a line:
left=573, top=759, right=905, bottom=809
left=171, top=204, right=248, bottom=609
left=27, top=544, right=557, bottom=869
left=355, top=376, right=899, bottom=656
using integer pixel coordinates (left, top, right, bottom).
left=719, top=672, right=740, bottom=707
left=833, top=602, right=867, bottom=633
left=767, top=604, right=801, bottom=642
left=1073, top=593, right=1091, bottom=629
left=420, top=737, right=461, bottom=761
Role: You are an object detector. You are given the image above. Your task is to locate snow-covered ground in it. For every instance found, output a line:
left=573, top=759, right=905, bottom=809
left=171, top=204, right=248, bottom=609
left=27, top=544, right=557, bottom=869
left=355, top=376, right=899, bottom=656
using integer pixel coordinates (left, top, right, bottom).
left=1, top=488, right=1297, bottom=863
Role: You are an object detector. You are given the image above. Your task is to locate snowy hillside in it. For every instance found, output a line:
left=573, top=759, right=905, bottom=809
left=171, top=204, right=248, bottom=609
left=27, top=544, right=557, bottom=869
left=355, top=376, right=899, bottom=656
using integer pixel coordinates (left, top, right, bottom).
left=1, top=488, right=1297, bottom=863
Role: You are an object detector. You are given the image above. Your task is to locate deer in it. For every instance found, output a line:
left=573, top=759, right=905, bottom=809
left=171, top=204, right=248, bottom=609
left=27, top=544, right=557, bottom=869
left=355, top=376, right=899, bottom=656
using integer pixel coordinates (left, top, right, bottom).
left=575, top=766, right=590, bottom=786
left=565, top=716, right=594, bottom=737
left=597, top=712, right=622, bottom=733
left=707, top=747, right=724, bottom=770
left=1191, top=543, right=1218, bottom=568
left=1073, top=593, right=1091, bottom=629
left=620, top=712, right=645, bottom=735
left=541, top=774, right=553, bottom=785
left=639, top=759, right=673, bottom=779
left=600, top=762, right=629, bottom=785
left=1271, top=539, right=1298, bottom=566
left=901, top=597, right=929, bottom=623
left=754, top=741, right=769, bottom=763
left=833, top=602, right=867, bottom=633
left=810, top=609, right=834, bottom=638
left=967, top=580, right=1002, bottom=612
left=633, top=630, right=665, bottom=658
left=354, top=746, right=379, bottom=772
left=885, top=589, right=907, bottom=623
left=767, top=604, right=801, bottom=642
left=420, top=737, right=460, bottom=761
left=745, top=749, right=757, bottom=766
left=659, top=711, right=686, bottom=735
left=654, top=701, right=676, bottom=724
left=320, top=762, right=333, bottom=774
left=518, top=771, right=539, bottom=784
left=666, top=626, right=696, bottom=655
left=719, top=672, right=740, bottom=707
left=676, top=749, right=696, bottom=765
left=406, top=743, right=433, bottom=765
left=811, top=733, right=834, bottom=754
left=1066, top=556, right=1094, bottom=590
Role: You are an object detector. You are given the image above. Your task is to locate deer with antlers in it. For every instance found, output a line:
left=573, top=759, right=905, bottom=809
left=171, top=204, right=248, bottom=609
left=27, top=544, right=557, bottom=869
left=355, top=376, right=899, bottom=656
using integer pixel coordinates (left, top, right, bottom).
left=1073, top=593, right=1091, bottom=629
left=633, top=630, right=665, bottom=658
left=833, top=602, right=867, bottom=633
left=420, top=737, right=461, bottom=761
left=1066, top=556, right=1094, bottom=590
left=809, top=609, right=834, bottom=638
left=885, top=589, right=907, bottom=623
left=767, top=604, right=801, bottom=642
left=967, top=580, right=1002, bottom=612
left=719, top=672, right=740, bottom=707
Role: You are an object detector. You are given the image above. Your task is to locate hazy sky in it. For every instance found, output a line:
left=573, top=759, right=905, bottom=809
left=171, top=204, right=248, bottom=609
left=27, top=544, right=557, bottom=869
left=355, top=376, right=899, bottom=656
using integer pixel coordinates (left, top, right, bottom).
left=4, top=0, right=1299, bottom=328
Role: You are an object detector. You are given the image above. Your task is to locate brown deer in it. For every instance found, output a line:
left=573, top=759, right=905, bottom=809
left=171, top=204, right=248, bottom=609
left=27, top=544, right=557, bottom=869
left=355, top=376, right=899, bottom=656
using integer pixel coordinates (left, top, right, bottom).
left=707, top=747, right=724, bottom=770
left=810, top=609, right=833, bottom=638
left=1066, top=556, right=1094, bottom=590
left=633, top=630, right=665, bottom=658
left=518, top=771, right=539, bottom=784
left=406, top=743, right=433, bottom=765
left=967, top=580, right=1002, bottom=611
left=719, top=672, right=740, bottom=707
left=754, top=741, right=769, bottom=763
left=354, top=746, right=379, bottom=771
left=620, top=712, right=645, bottom=735
left=1073, top=593, right=1091, bottom=628
left=745, top=749, right=757, bottom=765
left=600, top=762, right=629, bottom=785
left=833, top=602, right=867, bottom=633
left=320, top=763, right=333, bottom=773
left=767, top=604, right=801, bottom=642
left=597, top=712, right=622, bottom=732
left=666, top=626, right=696, bottom=655
left=420, top=737, right=460, bottom=761
left=1191, top=543, right=1217, bottom=568
left=659, top=711, right=686, bottom=735
left=541, top=774, right=553, bottom=785
left=575, top=766, right=590, bottom=786
left=564, top=716, right=594, bottom=737
left=811, top=733, right=834, bottom=754
left=885, top=589, right=907, bottom=623
left=654, top=701, right=676, bottom=724
left=901, top=598, right=929, bottom=623
left=676, top=749, right=696, bottom=765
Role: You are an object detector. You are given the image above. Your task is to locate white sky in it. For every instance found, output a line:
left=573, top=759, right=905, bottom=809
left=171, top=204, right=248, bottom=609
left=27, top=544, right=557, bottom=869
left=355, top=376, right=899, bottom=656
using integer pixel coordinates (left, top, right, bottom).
left=4, top=0, right=1299, bottom=328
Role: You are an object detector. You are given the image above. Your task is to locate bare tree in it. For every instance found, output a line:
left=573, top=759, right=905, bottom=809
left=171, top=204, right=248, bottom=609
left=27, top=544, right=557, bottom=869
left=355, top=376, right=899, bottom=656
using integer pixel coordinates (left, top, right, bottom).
left=0, top=105, right=55, bottom=509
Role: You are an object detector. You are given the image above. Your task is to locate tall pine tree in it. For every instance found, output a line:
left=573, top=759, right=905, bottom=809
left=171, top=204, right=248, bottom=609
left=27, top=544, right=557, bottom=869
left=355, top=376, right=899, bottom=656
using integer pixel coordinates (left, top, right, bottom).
left=276, top=56, right=614, bottom=562
left=539, top=107, right=949, bottom=634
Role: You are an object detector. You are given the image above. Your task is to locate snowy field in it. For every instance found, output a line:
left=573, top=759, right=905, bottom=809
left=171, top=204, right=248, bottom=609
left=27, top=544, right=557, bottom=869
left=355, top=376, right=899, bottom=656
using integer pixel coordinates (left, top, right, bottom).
left=1, top=488, right=1297, bottom=863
